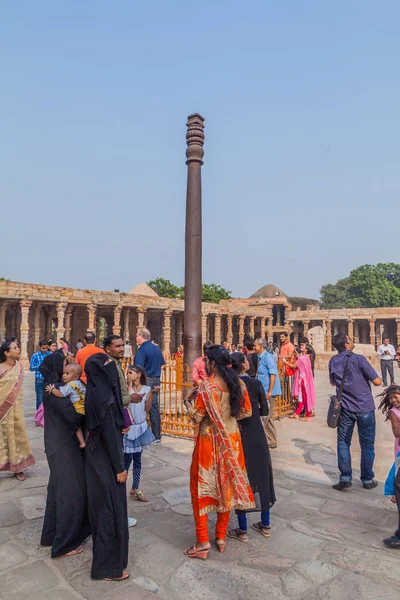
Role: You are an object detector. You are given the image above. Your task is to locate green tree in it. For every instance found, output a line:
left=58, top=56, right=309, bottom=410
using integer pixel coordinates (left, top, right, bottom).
left=147, top=278, right=184, bottom=298
left=147, top=278, right=233, bottom=303
left=320, top=263, right=400, bottom=308
left=201, top=283, right=232, bottom=303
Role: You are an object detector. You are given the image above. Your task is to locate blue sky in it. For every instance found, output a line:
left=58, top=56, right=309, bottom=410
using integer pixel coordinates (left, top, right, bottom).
left=1, top=1, right=399, bottom=299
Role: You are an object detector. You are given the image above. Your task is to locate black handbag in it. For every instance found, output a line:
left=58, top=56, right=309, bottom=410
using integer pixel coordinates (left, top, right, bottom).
left=327, top=355, right=350, bottom=429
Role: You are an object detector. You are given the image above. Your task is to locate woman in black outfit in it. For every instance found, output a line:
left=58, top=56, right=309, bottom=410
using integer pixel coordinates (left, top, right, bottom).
left=228, top=352, right=276, bottom=542
left=39, top=352, right=90, bottom=558
left=84, top=353, right=129, bottom=581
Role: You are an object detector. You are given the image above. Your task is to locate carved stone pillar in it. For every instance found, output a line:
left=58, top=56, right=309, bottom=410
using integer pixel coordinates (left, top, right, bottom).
left=396, top=319, right=400, bottom=347
left=183, top=113, right=204, bottom=369
left=65, top=308, right=73, bottom=346
left=266, top=308, right=273, bottom=343
left=249, top=317, right=255, bottom=339
left=214, top=314, right=221, bottom=345
left=369, top=318, right=376, bottom=348
left=325, top=319, right=332, bottom=351
left=20, top=300, right=32, bottom=367
left=87, top=304, right=97, bottom=333
left=347, top=318, right=354, bottom=341
left=112, top=306, right=122, bottom=336
left=201, top=314, right=208, bottom=348
left=239, top=315, right=245, bottom=344
left=33, top=304, right=42, bottom=350
left=137, top=308, right=146, bottom=329
left=227, top=315, right=233, bottom=345
left=56, top=302, right=67, bottom=345
left=163, top=309, right=172, bottom=354
left=303, top=320, right=309, bottom=337
left=123, top=308, right=130, bottom=341
left=0, top=302, right=8, bottom=342
left=260, top=317, right=266, bottom=340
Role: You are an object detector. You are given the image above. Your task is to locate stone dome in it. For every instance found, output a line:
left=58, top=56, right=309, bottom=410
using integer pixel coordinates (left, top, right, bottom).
left=250, top=284, right=286, bottom=299
left=129, top=282, right=159, bottom=297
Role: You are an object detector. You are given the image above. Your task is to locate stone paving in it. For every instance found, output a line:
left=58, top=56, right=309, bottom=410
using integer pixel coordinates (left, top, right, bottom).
left=1, top=370, right=400, bottom=600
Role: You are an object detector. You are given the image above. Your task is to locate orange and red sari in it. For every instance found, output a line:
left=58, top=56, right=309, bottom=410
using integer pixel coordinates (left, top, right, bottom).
left=187, top=378, right=255, bottom=542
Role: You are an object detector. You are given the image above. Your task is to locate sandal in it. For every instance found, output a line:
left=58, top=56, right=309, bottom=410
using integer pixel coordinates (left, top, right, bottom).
left=215, top=538, right=227, bottom=553
left=184, top=544, right=210, bottom=560
left=300, top=417, right=311, bottom=422
left=105, top=572, right=130, bottom=581
left=130, top=490, right=148, bottom=502
left=55, top=546, right=83, bottom=559
left=251, top=522, right=271, bottom=538
left=227, top=528, right=249, bottom=543
left=288, top=414, right=299, bottom=419
left=14, top=472, right=26, bottom=481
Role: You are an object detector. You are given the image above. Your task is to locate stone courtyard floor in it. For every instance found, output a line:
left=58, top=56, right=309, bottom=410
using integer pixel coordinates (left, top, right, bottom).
left=1, top=370, right=400, bottom=600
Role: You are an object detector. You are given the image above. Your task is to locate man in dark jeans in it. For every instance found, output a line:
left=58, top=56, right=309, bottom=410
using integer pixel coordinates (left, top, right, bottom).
left=329, top=333, right=381, bottom=491
left=135, top=327, right=165, bottom=443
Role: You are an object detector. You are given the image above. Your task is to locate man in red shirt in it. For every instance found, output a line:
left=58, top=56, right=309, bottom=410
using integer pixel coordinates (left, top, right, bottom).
left=279, top=332, right=296, bottom=377
left=75, top=332, right=104, bottom=384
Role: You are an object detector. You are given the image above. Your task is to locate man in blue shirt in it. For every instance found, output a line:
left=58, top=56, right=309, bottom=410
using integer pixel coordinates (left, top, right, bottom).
left=254, top=338, right=282, bottom=449
left=29, top=339, right=50, bottom=409
left=135, top=328, right=165, bottom=442
left=329, top=332, right=381, bottom=491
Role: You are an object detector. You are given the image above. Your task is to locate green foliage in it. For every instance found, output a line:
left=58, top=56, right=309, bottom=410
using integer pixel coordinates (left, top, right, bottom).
left=201, top=283, right=232, bottom=303
left=147, top=278, right=184, bottom=299
left=320, top=263, right=400, bottom=308
left=147, top=278, right=232, bottom=303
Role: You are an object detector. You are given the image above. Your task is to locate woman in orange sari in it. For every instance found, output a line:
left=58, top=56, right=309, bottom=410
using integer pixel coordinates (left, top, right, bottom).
left=0, top=339, right=35, bottom=480
left=183, top=345, right=254, bottom=559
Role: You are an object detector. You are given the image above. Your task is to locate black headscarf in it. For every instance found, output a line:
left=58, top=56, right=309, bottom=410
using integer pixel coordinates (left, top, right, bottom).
left=85, top=353, right=124, bottom=439
left=39, top=352, right=65, bottom=384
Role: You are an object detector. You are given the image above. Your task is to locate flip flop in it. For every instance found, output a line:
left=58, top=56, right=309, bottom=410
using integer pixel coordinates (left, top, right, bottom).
left=105, top=572, right=130, bottom=581
left=14, top=472, right=26, bottom=481
left=130, top=490, right=148, bottom=502
left=215, top=538, right=227, bottom=553
left=55, top=546, right=83, bottom=559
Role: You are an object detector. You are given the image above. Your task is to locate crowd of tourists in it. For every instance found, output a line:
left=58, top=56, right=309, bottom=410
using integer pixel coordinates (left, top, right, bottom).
left=1, top=325, right=400, bottom=581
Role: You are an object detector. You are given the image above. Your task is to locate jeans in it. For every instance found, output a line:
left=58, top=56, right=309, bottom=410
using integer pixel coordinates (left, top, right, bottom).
left=146, top=376, right=161, bottom=440
left=35, top=380, right=44, bottom=410
left=381, top=359, right=395, bottom=386
left=337, top=408, right=376, bottom=483
left=124, top=452, right=142, bottom=490
left=237, top=510, right=270, bottom=531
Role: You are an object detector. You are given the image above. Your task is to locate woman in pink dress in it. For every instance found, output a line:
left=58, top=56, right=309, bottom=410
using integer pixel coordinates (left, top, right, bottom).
left=289, top=343, right=316, bottom=422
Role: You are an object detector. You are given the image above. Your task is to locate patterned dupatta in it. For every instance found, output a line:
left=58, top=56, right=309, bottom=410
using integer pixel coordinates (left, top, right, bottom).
left=197, top=378, right=255, bottom=514
left=0, top=361, right=23, bottom=423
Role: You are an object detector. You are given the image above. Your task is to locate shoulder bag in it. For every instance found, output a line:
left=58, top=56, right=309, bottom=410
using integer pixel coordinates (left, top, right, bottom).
left=327, top=354, right=350, bottom=429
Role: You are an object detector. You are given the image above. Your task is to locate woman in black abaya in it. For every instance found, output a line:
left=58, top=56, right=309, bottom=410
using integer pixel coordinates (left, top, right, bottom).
left=84, top=353, right=129, bottom=581
left=228, top=352, right=276, bottom=542
left=39, top=352, right=90, bottom=557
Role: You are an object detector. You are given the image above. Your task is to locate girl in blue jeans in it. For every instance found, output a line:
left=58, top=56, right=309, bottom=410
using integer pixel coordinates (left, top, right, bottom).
left=124, top=366, right=157, bottom=502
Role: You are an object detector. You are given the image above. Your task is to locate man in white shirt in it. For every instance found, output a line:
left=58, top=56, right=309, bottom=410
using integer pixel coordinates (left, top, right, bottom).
left=378, top=337, right=396, bottom=386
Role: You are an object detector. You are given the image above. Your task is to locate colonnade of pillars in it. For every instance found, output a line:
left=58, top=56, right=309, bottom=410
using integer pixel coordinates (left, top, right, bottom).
left=293, top=317, right=400, bottom=352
